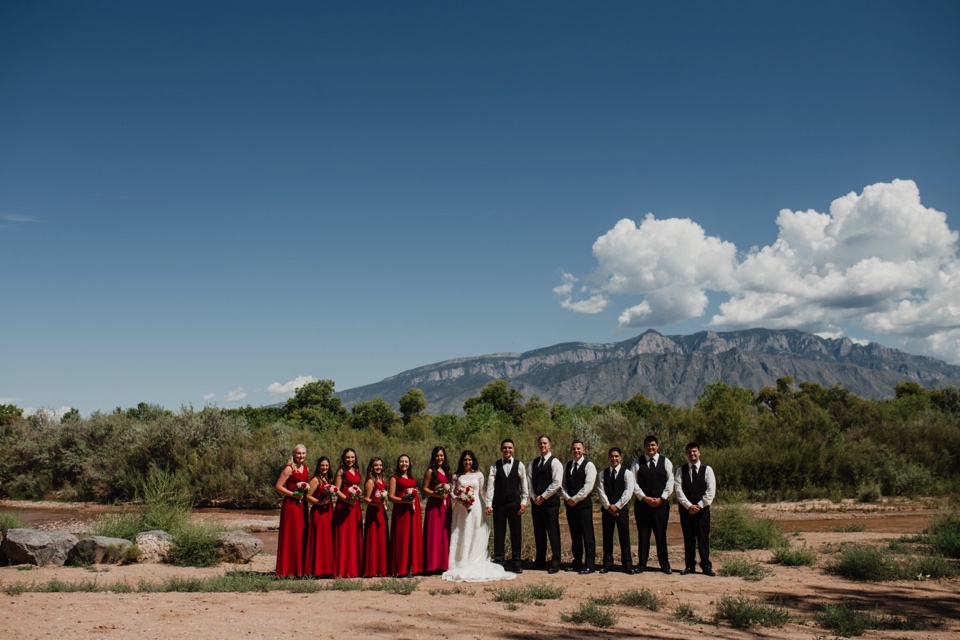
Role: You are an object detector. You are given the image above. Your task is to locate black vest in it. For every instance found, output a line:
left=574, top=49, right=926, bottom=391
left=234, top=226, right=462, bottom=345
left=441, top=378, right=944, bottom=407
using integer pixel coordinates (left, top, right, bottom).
left=635, top=456, right=667, bottom=498
left=563, top=460, right=593, bottom=510
left=531, top=456, right=560, bottom=506
left=493, top=458, right=521, bottom=506
left=681, top=463, right=708, bottom=505
left=603, top=466, right=626, bottom=503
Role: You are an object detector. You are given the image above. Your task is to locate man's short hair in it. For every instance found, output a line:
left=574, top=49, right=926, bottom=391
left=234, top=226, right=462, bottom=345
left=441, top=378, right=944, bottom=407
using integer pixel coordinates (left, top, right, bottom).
left=608, top=447, right=622, bottom=456
left=643, top=435, right=659, bottom=446
left=500, top=438, right=514, bottom=448
left=685, top=441, right=700, bottom=451
left=571, top=439, right=584, bottom=448
left=537, top=434, right=552, bottom=444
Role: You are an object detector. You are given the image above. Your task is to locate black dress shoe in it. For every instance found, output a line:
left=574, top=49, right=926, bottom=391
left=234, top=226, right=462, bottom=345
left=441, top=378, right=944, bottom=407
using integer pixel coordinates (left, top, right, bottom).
left=548, top=567, right=559, bottom=574
left=680, top=568, right=696, bottom=575
left=598, top=566, right=610, bottom=574
left=703, top=568, right=716, bottom=577
left=662, top=567, right=673, bottom=575
left=635, top=566, right=646, bottom=573
left=563, top=566, right=578, bottom=572
left=624, top=567, right=637, bottom=575
left=578, top=568, right=594, bottom=575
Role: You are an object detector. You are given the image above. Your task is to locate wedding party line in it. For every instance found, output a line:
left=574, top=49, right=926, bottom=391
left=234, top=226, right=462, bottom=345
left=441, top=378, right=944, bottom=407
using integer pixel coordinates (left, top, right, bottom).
left=274, top=435, right=716, bottom=583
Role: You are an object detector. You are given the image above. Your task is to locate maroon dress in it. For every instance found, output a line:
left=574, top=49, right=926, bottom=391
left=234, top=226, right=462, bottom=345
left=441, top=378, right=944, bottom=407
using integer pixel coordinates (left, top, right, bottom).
left=305, top=480, right=335, bottom=577
left=390, top=474, right=424, bottom=577
left=275, top=464, right=309, bottom=577
left=362, top=478, right=389, bottom=577
left=333, top=468, right=363, bottom=578
left=422, top=469, right=451, bottom=573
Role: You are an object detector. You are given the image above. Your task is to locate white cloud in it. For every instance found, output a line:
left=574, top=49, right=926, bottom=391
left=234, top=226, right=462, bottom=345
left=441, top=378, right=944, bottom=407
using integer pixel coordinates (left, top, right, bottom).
left=203, top=393, right=216, bottom=401
left=267, top=375, right=317, bottom=397
left=225, top=388, right=247, bottom=402
left=559, top=180, right=960, bottom=363
left=23, top=406, right=73, bottom=421
left=0, top=213, right=40, bottom=230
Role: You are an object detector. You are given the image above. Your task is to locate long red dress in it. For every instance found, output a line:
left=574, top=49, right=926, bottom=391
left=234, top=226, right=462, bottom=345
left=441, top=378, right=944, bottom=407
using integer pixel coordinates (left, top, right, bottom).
left=362, top=478, right=389, bottom=578
left=305, top=481, right=335, bottom=577
left=333, top=468, right=363, bottom=578
left=422, top=469, right=451, bottom=573
left=275, top=463, right=309, bottom=577
left=390, top=474, right=424, bottom=577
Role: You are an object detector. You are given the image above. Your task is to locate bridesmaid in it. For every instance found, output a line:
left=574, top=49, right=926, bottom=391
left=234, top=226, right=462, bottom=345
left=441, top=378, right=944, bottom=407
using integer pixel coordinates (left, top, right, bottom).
left=362, top=457, right=389, bottom=578
left=421, top=446, right=452, bottom=574
left=305, top=455, right=335, bottom=578
left=389, top=454, right=424, bottom=577
left=332, top=448, right=363, bottom=578
left=274, top=444, right=309, bottom=578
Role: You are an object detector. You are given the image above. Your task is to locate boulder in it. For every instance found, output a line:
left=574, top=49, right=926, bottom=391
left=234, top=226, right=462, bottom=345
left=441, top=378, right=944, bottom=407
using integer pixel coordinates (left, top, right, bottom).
left=69, top=535, right=133, bottom=564
left=216, top=530, right=262, bottom=563
left=135, top=530, right=173, bottom=563
left=0, top=528, right=79, bottom=566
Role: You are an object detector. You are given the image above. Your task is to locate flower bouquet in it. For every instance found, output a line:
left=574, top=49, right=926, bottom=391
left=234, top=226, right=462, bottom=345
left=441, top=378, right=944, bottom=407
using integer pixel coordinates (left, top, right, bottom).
left=346, top=484, right=363, bottom=502
left=291, top=481, right=309, bottom=500
left=402, top=487, right=419, bottom=502
left=455, top=484, right=476, bottom=511
left=321, top=483, right=337, bottom=503
left=375, top=488, right=389, bottom=504
left=432, top=482, right=452, bottom=497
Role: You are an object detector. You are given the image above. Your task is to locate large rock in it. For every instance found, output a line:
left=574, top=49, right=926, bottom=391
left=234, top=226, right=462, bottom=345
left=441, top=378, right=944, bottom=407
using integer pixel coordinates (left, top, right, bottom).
left=135, top=530, right=173, bottom=564
left=0, top=529, right=79, bottom=566
left=69, top=535, right=133, bottom=564
left=216, top=530, right=262, bottom=563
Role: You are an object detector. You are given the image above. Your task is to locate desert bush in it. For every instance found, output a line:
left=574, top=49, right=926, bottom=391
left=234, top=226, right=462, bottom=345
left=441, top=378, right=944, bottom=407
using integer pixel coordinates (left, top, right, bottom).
left=0, top=511, right=24, bottom=534
left=825, top=545, right=901, bottom=581
left=591, top=587, right=663, bottom=611
left=927, top=510, right=960, bottom=558
left=167, top=520, right=223, bottom=568
left=719, top=558, right=768, bottom=581
left=561, top=602, right=618, bottom=628
left=711, top=505, right=786, bottom=550
left=714, top=593, right=789, bottom=629
left=771, top=544, right=815, bottom=566
left=816, top=602, right=880, bottom=637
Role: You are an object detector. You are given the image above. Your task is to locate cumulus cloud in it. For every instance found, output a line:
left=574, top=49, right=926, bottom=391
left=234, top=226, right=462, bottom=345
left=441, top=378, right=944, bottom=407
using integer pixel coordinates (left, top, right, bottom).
left=203, top=393, right=216, bottom=401
left=225, top=388, right=247, bottom=402
left=558, top=180, right=960, bottom=363
left=267, top=375, right=317, bottom=397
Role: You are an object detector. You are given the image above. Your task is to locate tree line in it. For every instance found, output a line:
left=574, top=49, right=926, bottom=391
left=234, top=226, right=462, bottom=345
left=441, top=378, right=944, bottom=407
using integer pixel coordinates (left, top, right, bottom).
left=1, top=377, right=958, bottom=508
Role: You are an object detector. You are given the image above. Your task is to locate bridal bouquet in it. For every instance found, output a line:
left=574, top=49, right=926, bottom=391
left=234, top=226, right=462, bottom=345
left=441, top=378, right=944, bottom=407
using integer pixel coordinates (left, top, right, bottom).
left=346, top=485, right=363, bottom=502
left=322, top=483, right=338, bottom=501
left=433, top=483, right=452, bottom=496
left=402, top=487, right=419, bottom=501
left=375, top=488, right=389, bottom=503
left=455, top=485, right=476, bottom=511
left=291, top=481, right=309, bottom=500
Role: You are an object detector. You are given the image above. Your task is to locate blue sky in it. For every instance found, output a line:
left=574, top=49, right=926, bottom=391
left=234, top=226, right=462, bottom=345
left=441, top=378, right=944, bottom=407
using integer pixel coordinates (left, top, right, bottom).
left=2, top=1, right=959, bottom=416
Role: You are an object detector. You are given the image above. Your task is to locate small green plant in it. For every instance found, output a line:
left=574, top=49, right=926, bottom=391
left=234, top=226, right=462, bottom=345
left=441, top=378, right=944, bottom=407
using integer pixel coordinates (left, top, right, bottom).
left=561, top=602, right=619, bottom=628
left=371, top=578, right=421, bottom=595
left=772, top=544, right=816, bottom=566
left=504, top=602, right=519, bottom=611
left=119, top=544, right=143, bottom=564
left=711, top=505, right=787, bottom=550
left=714, top=593, right=789, bottom=629
left=428, top=585, right=466, bottom=596
left=0, top=511, right=24, bottom=535
left=674, top=603, right=702, bottom=624
left=816, top=602, right=879, bottom=637
left=16, top=565, right=33, bottom=571
left=167, top=521, right=222, bottom=568
left=904, top=553, right=957, bottom=579
left=832, top=523, right=867, bottom=533
left=324, top=578, right=366, bottom=591
left=719, top=558, right=768, bottom=581
left=487, top=582, right=563, bottom=604
left=927, top=510, right=960, bottom=558
left=91, top=512, right=144, bottom=540
left=825, top=545, right=900, bottom=581
left=591, top=587, right=663, bottom=611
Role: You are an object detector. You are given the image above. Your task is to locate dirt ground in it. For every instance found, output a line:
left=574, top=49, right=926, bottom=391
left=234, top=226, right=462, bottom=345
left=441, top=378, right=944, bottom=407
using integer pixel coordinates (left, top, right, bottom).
left=1, top=499, right=957, bottom=640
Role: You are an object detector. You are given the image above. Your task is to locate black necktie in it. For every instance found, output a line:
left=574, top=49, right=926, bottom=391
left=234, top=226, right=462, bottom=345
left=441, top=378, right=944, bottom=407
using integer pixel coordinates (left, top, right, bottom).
left=648, top=457, right=655, bottom=471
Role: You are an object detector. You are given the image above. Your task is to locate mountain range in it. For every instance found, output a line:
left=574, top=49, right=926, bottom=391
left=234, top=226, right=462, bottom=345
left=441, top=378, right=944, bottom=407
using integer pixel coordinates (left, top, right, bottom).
left=336, top=328, right=960, bottom=414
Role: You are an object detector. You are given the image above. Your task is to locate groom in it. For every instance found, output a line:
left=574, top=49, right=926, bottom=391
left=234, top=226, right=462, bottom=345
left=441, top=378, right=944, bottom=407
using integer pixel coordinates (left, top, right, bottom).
left=485, top=438, right=528, bottom=573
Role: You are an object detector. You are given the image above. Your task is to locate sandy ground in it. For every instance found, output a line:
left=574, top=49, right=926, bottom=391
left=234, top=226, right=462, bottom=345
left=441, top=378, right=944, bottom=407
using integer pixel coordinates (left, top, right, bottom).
left=1, top=499, right=957, bottom=639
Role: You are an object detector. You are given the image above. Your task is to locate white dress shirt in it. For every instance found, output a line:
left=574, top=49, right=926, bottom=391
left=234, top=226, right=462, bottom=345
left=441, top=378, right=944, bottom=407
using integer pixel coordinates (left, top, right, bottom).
left=485, top=458, right=529, bottom=506
left=596, top=466, right=636, bottom=510
left=674, top=462, right=716, bottom=509
left=561, top=459, right=597, bottom=504
left=528, top=453, right=564, bottom=501
left=631, top=454, right=675, bottom=500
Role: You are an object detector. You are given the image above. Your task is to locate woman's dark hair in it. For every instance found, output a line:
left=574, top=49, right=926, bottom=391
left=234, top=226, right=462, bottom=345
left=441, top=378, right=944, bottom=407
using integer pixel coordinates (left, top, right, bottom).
left=394, top=454, right=415, bottom=479
left=429, top=446, right=450, bottom=476
left=339, top=448, right=358, bottom=473
left=312, top=456, right=333, bottom=483
left=456, top=450, right=480, bottom=476
left=365, top=457, right=384, bottom=481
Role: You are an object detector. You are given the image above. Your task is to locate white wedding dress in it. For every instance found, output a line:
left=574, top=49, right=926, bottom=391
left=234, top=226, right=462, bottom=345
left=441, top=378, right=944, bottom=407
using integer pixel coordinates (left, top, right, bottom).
left=441, top=471, right=517, bottom=583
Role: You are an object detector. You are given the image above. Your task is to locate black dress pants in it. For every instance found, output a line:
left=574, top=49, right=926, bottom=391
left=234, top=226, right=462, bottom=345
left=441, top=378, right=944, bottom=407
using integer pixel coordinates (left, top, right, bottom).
left=635, top=501, right=671, bottom=570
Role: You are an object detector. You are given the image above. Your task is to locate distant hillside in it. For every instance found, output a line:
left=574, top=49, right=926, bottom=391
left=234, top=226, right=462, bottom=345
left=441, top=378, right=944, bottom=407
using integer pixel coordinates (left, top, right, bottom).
left=336, top=328, right=960, bottom=414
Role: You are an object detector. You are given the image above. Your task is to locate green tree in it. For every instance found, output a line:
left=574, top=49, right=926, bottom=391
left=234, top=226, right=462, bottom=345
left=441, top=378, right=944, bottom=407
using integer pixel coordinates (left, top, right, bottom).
left=0, top=403, right=24, bottom=426
left=60, top=408, right=81, bottom=423
left=463, top=379, right=525, bottom=425
left=350, top=397, right=401, bottom=432
left=283, top=379, right=348, bottom=428
left=398, top=388, right=427, bottom=425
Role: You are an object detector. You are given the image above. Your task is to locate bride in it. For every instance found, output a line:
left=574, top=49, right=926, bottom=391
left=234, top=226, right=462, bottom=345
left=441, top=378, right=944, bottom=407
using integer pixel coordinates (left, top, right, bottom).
left=442, top=450, right=517, bottom=583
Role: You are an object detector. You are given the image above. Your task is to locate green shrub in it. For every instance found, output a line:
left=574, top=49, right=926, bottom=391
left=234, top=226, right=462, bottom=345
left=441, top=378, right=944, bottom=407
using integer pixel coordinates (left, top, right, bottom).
left=488, top=583, right=563, bottom=604
left=91, top=512, right=145, bottom=540
left=927, top=511, right=960, bottom=558
left=0, top=511, right=24, bottom=534
left=816, top=602, right=879, bottom=637
left=561, top=602, right=618, bottom=628
left=904, top=553, right=957, bottom=579
left=370, top=578, right=421, bottom=596
left=712, top=505, right=786, bottom=550
left=591, top=588, right=663, bottom=611
left=825, top=545, right=900, bottom=581
left=674, top=603, right=702, bottom=624
left=832, top=523, right=866, bottom=533
left=772, top=544, right=815, bottom=566
left=719, top=558, right=768, bottom=581
left=714, top=594, right=789, bottom=629
left=167, top=521, right=222, bottom=568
